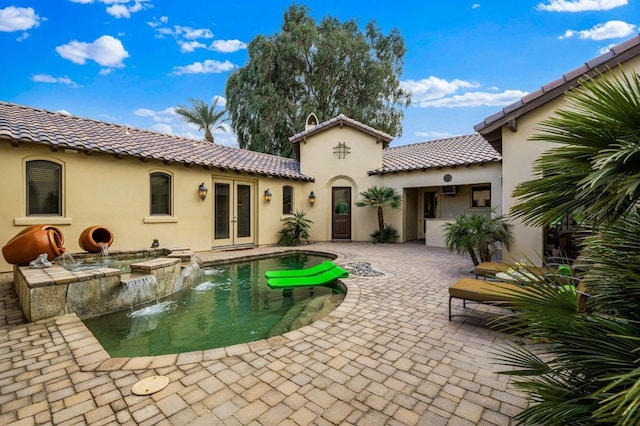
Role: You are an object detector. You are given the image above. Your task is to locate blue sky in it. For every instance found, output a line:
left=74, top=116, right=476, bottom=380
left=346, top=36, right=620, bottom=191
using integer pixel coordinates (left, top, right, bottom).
left=1, top=0, right=637, bottom=147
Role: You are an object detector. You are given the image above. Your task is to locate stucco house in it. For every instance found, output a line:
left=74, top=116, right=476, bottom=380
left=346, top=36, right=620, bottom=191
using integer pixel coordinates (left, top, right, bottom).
left=475, top=34, right=640, bottom=265
left=0, top=104, right=501, bottom=273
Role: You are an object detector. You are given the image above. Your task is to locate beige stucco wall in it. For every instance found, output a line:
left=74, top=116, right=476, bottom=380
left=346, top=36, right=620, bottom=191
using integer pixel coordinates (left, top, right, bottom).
left=500, top=56, right=640, bottom=264
left=298, top=125, right=384, bottom=242
left=381, top=162, right=502, bottom=244
left=0, top=141, right=309, bottom=273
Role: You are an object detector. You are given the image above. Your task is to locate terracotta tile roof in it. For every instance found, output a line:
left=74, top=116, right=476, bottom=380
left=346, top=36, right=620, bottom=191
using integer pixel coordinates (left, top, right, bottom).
left=0, top=101, right=313, bottom=181
left=289, top=114, right=394, bottom=144
left=370, top=134, right=500, bottom=175
left=474, top=34, right=640, bottom=144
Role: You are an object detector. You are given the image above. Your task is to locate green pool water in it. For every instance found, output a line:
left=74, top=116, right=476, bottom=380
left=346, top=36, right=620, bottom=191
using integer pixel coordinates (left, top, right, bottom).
left=82, top=253, right=344, bottom=357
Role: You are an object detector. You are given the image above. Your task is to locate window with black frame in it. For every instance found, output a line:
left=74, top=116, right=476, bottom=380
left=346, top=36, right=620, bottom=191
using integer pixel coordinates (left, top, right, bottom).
left=283, top=185, right=293, bottom=215
left=26, top=160, right=62, bottom=216
left=150, top=172, right=172, bottom=215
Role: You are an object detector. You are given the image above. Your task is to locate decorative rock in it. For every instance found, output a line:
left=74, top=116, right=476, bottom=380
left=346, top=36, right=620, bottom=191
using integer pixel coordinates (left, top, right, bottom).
left=29, top=253, right=53, bottom=269
left=343, top=262, right=384, bottom=277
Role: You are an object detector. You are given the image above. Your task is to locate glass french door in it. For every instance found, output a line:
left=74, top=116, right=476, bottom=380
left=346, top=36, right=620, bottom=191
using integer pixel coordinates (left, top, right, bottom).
left=212, top=179, right=254, bottom=247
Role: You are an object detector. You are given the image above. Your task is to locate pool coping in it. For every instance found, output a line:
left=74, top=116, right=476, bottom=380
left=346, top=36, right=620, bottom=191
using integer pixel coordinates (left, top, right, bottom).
left=54, top=249, right=362, bottom=371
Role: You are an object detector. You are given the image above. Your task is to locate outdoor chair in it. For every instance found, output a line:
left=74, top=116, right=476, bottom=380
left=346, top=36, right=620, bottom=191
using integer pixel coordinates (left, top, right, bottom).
left=448, top=275, right=589, bottom=320
left=473, top=261, right=548, bottom=280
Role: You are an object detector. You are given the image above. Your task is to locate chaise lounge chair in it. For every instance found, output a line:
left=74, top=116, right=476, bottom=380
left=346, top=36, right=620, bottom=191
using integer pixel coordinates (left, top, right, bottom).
left=473, top=260, right=570, bottom=280
left=448, top=276, right=588, bottom=320
left=448, top=278, right=529, bottom=320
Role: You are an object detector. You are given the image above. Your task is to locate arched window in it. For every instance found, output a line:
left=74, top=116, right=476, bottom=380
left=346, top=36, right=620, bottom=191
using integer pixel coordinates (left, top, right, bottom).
left=26, top=160, right=62, bottom=216
left=283, top=185, right=293, bottom=215
left=150, top=172, right=172, bottom=215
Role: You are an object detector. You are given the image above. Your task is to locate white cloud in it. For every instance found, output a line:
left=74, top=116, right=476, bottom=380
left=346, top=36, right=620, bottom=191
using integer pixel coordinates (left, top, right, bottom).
left=147, top=16, right=168, bottom=28
left=157, top=25, right=213, bottom=39
left=401, top=76, right=526, bottom=108
left=32, top=74, right=78, bottom=87
left=106, top=4, right=130, bottom=18
left=537, top=0, right=627, bottom=12
left=134, top=107, right=177, bottom=122
left=73, top=0, right=150, bottom=18
left=209, top=39, right=247, bottom=53
left=151, top=123, right=173, bottom=134
left=559, top=20, right=636, bottom=40
left=178, top=40, right=206, bottom=53
left=472, top=3, right=480, bottom=8
left=416, top=131, right=454, bottom=140
left=56, top=35, right=129, bottom=67
left=401, top=76, right=480, bottom=102
left=171, top=59, right=237, bottom=75
left=417, top=90, right=528, bottom=108
left=0, top=6, right=41, bottom=32
left=212, top=95, right=226, bottom=107
left=599, top=42, right=617, bottom=54
left=99, top=68, right=113, bottom=76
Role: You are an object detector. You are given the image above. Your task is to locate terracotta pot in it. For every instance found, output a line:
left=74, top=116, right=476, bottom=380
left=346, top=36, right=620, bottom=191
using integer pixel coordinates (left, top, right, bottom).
left=2, top=225, right=66, bottom=265
left=79, top=226, right=114, bottom=253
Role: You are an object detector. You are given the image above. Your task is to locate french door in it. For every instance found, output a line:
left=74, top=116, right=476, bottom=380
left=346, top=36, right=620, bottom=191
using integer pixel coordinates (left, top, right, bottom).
left=212, top=179, right=255, bottom=247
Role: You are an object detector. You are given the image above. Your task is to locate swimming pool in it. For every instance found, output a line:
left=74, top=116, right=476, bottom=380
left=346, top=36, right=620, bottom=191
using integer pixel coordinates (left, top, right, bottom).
left=82, top=252, right=345, bottom=357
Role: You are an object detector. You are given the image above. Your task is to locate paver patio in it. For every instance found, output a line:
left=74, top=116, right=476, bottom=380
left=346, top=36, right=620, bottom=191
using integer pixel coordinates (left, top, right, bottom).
left=0, top=242, right=528, bottom=425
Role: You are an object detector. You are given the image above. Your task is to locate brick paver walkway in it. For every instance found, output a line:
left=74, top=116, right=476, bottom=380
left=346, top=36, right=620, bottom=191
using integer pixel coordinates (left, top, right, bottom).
left=0, top=242, right=527, bottom=425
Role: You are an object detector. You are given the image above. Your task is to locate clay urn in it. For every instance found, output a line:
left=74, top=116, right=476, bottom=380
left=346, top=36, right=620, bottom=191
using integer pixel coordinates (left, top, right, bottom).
left=79, top=226, right=114, bottom=253
left=2, top=225, right=66, bottom=265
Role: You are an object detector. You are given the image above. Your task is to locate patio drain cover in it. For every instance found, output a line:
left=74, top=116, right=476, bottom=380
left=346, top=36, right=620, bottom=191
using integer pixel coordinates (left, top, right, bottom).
left=132, top=375, right=169, bottom=396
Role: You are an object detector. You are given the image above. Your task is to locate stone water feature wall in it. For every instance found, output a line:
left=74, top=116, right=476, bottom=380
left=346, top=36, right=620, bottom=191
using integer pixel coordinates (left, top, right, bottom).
left=13, top=248, right=198, bottom=322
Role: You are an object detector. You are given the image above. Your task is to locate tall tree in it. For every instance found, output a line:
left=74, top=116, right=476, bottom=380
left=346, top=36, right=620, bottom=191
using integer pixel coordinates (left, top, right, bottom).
left=225, top=5, right=411, bottom=157
left=175, top=98, right=228, bottom=143
left=496, top=71, right=640, bottom=425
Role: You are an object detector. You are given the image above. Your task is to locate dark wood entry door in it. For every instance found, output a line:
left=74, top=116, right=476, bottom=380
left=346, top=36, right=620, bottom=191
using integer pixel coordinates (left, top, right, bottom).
left=332, top=187, right=351, bottom=240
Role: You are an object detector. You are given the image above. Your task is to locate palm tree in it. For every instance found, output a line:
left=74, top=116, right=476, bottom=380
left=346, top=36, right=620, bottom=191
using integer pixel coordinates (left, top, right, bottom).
left=443, top=212, right=513, bottom=266
left=355, top=186, right=402, bottom=243
left=496, top=70, right=640, bottom=425
left=175, top=98, right=228, bottom=143
left=278, top=211, right=313, bottom=246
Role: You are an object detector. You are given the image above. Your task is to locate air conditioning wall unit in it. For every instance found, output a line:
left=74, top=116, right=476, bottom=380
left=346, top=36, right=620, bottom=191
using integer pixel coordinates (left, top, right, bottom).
left=441, top=185, right=457, bottom=196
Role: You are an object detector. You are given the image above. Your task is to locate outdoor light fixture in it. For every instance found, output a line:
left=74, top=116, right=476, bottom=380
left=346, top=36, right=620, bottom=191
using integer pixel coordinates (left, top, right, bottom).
left=264, top=189, right=272, bottom=204
left=308, top=191, right=316, bottom=207
left=198, top=182, right=208, bottom=201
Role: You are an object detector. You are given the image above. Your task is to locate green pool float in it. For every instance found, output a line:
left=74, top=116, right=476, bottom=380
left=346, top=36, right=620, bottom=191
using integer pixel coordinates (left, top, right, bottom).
left=264, top=260, right=337, bottom=279
left=267, top=266, right=349, bottom=289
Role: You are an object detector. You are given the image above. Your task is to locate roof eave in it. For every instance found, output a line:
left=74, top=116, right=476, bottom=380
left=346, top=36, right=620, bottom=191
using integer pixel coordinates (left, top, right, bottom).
left=3, top=136, right=314, bottom=182
left=474, top=36, right=640, bottom=145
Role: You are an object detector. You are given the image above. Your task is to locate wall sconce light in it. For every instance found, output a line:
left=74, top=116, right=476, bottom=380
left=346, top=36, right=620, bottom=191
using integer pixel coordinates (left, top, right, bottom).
left=264, top=189, right=272, bottom=204
left=198, top=182, right=208, bottom=201
left=308, top=191, right=316, bottom=207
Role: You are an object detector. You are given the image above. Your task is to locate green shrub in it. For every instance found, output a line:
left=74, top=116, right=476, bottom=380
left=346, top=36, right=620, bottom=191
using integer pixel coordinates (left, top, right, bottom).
left=278, top=211, right=313, bottom=246
left=371, top=225, right=399, bottom=244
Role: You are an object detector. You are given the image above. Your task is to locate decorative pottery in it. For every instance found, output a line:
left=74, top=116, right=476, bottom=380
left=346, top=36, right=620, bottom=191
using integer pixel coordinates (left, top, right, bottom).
left=2, top=225, right=66, bottom=265
left=79, top=226, right=114, bottom=253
